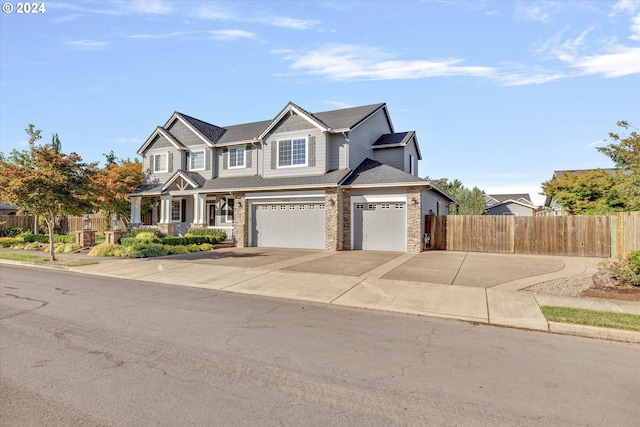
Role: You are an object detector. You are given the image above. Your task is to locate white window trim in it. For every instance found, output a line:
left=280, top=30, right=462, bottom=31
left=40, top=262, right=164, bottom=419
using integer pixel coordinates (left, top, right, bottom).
left=222, top=197, right=234, bottom=223
left=190, top=150, right=205, bottom=171
left=229, top=147, right=245, bottom=169
left=277, top=137, right=307, bottom=168
left=152, top=153, right=168, bottom=173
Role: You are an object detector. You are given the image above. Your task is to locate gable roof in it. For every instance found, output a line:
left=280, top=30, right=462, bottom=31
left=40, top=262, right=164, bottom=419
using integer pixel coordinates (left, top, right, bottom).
left=161, top=170, right=206, bottom=192
left=174, top=112, right=226, bottom=145
left=342, top=159, right=453, bottom=202
left=486, top=199, right=537, bottom=212
left=372, top=131, right=422, bottom=160
left=137, top=127, right=186, bottom=154
left=486, top=193, right=532, bottom=205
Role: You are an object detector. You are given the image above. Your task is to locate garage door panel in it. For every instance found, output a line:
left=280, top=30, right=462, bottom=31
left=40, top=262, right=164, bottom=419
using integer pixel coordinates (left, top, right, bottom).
left=252, top=203, right=325, bottom=249
left=353, top=202, right=406, bottom=251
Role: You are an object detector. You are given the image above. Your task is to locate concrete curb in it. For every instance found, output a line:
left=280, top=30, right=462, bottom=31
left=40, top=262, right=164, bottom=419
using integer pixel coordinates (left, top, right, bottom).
left=548, top=321, right=640, bottom=343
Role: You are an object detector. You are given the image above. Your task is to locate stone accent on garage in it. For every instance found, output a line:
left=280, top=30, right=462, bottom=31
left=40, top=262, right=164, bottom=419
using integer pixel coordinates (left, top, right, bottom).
left=325, top=187, right=340, bottom=251
left=233, top=193, right=248, bottom=248
left=406, top=186, right=423, bottom=253
left=342, top=189, right=352, bottom=250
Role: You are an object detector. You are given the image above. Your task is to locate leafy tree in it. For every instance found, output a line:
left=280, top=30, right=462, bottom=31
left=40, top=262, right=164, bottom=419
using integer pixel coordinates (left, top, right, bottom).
left=424, top=177, right=485, bottom=215
left=542, top=121, right=640, bottom=214
left=0, top=126, right=96, bottom=260
left=92, top=152, right=143, bottom=230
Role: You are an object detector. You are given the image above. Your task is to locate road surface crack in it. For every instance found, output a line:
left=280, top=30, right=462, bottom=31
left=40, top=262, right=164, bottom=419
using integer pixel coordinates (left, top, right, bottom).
left=1, top=293, right=49, bottom=319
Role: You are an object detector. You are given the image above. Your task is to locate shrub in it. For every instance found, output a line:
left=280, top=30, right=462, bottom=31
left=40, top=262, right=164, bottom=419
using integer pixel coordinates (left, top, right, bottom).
left=627, top=250, right=640, bottom=275
left=167, top=245, right=190, bottom=255
left=127, top=243, right=169, bottom=258
left=11, top=242, right=41, bottom=251
left=127, top=228, right=162, bottom=238
left=1, top=227, right=23, bottom=237
left=0, top=237, right=24, bottom=247
left=120, top=237, right=162, bottom=246
left=186, top=228, right=227, bottom=241
left=54, top=243, right=81, bottom=253
left=598, top=255, right=640, bottom=287
left=135, top=231, right=159, bottom=240
left=88, top=244, right=120, bottom=257
left=22, top=233, right=75, bottom=244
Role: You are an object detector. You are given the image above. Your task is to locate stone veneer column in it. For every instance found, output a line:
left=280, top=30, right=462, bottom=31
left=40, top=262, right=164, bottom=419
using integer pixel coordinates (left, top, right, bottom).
left=406, top=186, right=423, bottom=253
left=324, top=187, right=340, bottom=251
left=342, top=188, right=351, bottom=250
left=232, top=193, right=248, bottom=247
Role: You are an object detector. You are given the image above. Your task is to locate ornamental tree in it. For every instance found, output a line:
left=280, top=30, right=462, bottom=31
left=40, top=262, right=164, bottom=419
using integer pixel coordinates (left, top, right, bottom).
left=0, top=126, right=96, bottom=260
left=91, top=151, right=143, bottom=230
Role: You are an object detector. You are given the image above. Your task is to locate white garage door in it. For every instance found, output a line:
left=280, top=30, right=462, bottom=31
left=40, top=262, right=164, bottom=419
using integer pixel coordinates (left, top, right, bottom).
left=251, top=203, right=325, bottom=249
left=353, top=202, right=406, bottom=251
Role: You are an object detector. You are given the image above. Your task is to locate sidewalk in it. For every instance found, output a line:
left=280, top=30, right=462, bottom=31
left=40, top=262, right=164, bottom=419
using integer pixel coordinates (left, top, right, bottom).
left=2, top=248, right=639, bottom=343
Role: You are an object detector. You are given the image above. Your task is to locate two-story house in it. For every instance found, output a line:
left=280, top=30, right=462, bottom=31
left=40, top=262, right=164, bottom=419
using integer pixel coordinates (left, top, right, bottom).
left=130, top=102, right=453, bottom=252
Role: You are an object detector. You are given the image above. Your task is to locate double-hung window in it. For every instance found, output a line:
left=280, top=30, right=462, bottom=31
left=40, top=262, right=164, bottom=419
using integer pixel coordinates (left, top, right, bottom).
left=229, top=147, right=245, bottom=168
left=171, top=200, right=181, bottom=222
left=152, top=153, right=168, bottom=173
left=190, top=150, right=205, bottom=171
left=278, top=138, right=306, bottom=167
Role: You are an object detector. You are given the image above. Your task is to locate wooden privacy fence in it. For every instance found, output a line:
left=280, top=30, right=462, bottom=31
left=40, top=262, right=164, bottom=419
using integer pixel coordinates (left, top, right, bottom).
left=427, top=212, right=640, bottom=258
left=0, top=215, right=34, bottom=231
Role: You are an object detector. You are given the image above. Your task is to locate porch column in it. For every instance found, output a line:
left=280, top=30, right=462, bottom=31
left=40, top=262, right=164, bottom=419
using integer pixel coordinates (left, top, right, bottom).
left=160, top=194, right=172, bottom=223
left=191, top=193, right=207, bottom=227
left=130, top=196, right=142, bottom=225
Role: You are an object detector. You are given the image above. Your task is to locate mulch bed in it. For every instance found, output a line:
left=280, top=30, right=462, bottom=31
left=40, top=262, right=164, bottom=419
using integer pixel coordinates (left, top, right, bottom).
left=581, top=286, right=640, bottom=302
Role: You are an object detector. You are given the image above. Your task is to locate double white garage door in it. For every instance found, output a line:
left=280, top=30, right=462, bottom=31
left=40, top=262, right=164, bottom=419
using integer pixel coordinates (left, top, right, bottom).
left=250, top=200, right=407, bottom=252
left=251, top=202, right=326, bottom=249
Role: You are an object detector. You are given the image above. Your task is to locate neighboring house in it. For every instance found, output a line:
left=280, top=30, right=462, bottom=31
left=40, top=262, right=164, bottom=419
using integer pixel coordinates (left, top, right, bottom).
left=130, top=102, right=453, bottom=252
left=485, top=194, right=536, bottom=216
left=542, top=168, right=630, bottom=216
left=0, top=202, right=20, bottom=215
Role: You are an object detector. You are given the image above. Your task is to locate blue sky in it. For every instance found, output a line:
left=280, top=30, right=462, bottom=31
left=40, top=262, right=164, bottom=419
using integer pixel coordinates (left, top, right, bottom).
left=1, top=0, right=639, bottom=205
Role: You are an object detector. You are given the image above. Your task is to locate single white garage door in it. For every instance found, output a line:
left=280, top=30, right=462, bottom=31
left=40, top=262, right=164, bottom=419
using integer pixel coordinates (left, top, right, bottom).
left=353, top=202, right=406, bottom=251
left=251, top=203, right=325, bottom=249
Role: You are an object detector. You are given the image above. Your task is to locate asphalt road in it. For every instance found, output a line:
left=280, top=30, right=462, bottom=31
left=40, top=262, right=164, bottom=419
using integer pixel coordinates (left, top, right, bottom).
left=1, top=265, right=639, bottom=426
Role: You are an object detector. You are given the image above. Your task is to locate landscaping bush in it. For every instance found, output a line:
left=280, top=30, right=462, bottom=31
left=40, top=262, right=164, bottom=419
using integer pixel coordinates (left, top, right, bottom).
left=0, top=237, right=24, bottom=247
left=598, top=252, right=640, bottom=287
left=167, top=245, right=190, bottom=255
left=1, top=227, right=23, bottom=237
left=120, top=236, right=162, bottom=246
left=126, top=228, right=162, bottom=238
left=11, top=242, right=41, bottom=251
left=127, top=243, right=169, bottom=258
left=186, top=228, right=227, bottom=241
left=53, top=243, right=81, bottom=253
left=21, top=233, right=75, bottom=244
left=88, top=244, right=120, bottom=257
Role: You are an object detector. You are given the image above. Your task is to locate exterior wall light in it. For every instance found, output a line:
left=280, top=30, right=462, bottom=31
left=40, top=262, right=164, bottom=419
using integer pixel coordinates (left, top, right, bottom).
left=82, top=214, right=92, bottom=230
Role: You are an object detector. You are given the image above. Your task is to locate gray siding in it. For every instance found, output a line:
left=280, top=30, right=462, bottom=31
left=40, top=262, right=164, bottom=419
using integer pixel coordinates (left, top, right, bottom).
left=372, top=147, right=404, bottom=171
left=263, top=115, right=326, bottom=178
left=421, top=190, right=450, bottom=215
left=217, top=144, right=259, bottom=178
left=486, top=203, right=535, bottom=216
left=348, top=109, right=393, bottom=169
left=143, top=147, right=179, bottom=184
left=327, top=133, right=347, bottom=170
left=404, top=139, right=419, bottom=176
left=167, top=119, right=208, bottom=148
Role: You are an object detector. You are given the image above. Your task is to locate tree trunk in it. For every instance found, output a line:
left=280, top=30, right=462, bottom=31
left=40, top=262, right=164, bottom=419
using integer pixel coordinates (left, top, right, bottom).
left=46, top=216, right=56, bottom=261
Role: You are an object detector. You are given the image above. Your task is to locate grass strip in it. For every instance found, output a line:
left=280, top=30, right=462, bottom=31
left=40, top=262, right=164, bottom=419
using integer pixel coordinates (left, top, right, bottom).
left=0, top=252, right=96, bottom=267
left=541, top=306, right=640, bottom=332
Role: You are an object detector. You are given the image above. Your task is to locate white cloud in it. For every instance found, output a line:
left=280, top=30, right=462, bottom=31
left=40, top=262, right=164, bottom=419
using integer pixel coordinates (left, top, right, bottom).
left=208, top=30, right=258, bottom=41
left=126, top=0, right=174, bottom=15
left=497, top=72, right=565, bottom=86
left=195, top=4, right=234, bottom=20
left=586, top=139, right=607, bottom=148
left=281, top=44, right=495, bottom=81
left=112, top=136, right=143, bottom=144
left=65, top=40, right=108, bottom=50
left=573, top=46, right=640, bottom=77
left=257, top=16, right=320, bottom=30
left=128, top=32, right=185, bottom=40
left=516, top=4, right=551, bottom=23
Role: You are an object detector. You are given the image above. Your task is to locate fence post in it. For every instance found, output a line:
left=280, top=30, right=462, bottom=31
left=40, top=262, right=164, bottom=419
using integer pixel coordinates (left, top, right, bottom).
left=610, top=215, right=617, bottom=259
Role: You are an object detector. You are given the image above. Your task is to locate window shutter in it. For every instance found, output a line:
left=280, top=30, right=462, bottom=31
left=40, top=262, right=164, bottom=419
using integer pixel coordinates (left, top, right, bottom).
left=222, top=148, right=228, bottom=170
left=168, top=152, right=173, bottom=173
left=271, top=142, right=277, bottom=169
left=181, top=199, right=186, bottom=222
left=246, top=144, right=252, bottom=168
left=205, top=149, right=211, bottom=170
left=308, top=136, right=316, bottom=167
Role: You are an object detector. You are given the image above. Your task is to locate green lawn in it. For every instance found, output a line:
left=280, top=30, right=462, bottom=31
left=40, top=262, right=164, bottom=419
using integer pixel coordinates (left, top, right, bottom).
left=541, top=306, right=640, bottom=332
left=0, top=252, right=96, bottom=267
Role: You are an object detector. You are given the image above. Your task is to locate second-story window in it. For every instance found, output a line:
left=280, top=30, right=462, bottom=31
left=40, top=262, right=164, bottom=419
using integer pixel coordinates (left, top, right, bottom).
left=190, top=150, right=205, bottom=171
left=229, top=147, right=245, bottom=168
left=278, top=138, right=306, bottom=167
left=152, top=153, right=168, bottom=173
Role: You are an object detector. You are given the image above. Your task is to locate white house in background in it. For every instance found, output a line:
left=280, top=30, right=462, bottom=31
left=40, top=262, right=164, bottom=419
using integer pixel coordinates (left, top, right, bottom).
left=485, top=194, right=536, bottom=216
left=129, top=102, right=453, bottom=252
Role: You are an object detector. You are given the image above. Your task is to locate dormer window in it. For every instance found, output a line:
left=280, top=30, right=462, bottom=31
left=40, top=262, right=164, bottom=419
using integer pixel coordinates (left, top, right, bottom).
left=278, top=138, right=306, bottom=167
left=190, top=150, right=205, bottom=171
left=152, top=153, right=168, bottom=173
left=229, top=147, right=245, bottom=168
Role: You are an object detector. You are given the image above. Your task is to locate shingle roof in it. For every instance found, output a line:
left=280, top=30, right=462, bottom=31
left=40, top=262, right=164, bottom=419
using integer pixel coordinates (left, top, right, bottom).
left=342, top=158, right=425, bottom=186
left=217, top=120, right=272, bottom=144
left=199, top=168, right=352, bottom=192
left=487, top=194, right=532, bottom=203
left=313, top=103, right=386, bottom=131
left=176, top=113, right=227, bottom=144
